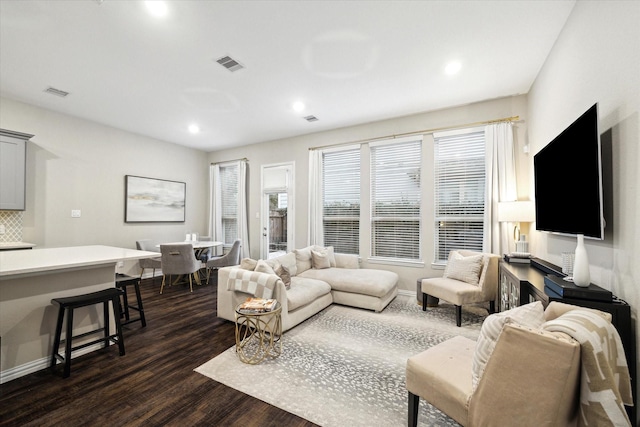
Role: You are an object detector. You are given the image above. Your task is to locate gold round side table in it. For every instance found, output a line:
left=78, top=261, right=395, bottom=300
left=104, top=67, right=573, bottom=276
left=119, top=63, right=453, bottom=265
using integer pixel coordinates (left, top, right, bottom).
left=234, top=301, right=282, bottom=364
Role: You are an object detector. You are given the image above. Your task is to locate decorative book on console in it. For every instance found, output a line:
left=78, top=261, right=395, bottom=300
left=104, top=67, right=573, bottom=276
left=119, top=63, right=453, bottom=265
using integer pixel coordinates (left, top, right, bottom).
left=239, top=297, right=278, bottom=313
left=504, top=253, right=531, bottom=264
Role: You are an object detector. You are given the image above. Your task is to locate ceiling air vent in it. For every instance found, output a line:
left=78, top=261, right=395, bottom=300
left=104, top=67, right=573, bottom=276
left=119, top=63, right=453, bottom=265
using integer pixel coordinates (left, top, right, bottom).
left=303, top=115, right=319, bottom=122
left=216, top=56, right=244, bottom=72
left=44, top=87, right=70, bottom=98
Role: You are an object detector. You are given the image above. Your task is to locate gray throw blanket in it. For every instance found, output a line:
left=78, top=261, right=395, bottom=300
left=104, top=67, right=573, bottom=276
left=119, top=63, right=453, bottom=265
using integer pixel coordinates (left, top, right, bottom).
left=543, top=309, right=632, bottom=427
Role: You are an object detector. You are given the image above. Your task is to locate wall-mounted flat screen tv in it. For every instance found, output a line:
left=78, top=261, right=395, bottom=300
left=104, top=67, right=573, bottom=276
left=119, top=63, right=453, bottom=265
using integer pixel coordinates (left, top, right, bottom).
left=534, top=103, right=605, bottom=239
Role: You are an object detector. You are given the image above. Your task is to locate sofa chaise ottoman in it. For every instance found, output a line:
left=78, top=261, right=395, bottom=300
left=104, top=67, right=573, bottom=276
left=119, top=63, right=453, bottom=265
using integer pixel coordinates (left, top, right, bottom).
left=217, top=245, right=399, bottom=331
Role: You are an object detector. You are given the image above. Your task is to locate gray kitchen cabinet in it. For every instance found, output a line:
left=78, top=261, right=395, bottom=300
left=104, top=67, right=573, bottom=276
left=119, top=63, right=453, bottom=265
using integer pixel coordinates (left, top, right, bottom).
left=0, top=129, right=33, bottom=210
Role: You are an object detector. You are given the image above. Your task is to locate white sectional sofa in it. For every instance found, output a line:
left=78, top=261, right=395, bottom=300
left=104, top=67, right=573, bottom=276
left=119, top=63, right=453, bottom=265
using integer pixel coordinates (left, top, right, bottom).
left=217, top=246, right=399, bottom=332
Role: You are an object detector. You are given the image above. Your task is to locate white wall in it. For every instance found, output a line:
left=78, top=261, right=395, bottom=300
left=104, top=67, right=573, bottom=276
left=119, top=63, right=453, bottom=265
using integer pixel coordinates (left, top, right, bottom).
left=528, top=1, right=639, bottom=301
left=0, top=97, right=210, bottom=274
left=527, top=0, right=639, bottom=407
left=208, top=95, right=528, bottom=293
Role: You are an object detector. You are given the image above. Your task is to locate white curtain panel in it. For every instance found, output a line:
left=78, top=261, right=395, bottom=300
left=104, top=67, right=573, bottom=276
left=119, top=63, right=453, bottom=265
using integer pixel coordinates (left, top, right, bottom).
left=238, top=159, right=249, bottom=259
left=209, top=163, right=222, bottom=244
left=308, top=149, right=324, bottom=246
left=483, top=122, right=517, bottom=255
left=209, top=160, right=249, bottom=258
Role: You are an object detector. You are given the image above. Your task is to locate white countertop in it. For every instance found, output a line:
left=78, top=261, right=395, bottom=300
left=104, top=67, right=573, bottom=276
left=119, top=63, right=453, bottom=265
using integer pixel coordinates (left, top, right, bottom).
left=0, top=245, right=158, bottom=277
left=0, top=242, right=36, bottom=250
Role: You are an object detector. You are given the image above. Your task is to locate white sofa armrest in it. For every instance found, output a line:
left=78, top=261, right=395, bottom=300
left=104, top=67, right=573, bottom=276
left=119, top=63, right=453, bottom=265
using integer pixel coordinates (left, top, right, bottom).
left=217, top=266, right=290, bottom=323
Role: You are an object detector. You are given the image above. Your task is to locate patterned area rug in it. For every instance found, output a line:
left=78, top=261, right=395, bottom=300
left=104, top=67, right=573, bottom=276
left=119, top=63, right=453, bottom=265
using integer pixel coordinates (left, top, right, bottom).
left=195, top=295, right=488, bottom=426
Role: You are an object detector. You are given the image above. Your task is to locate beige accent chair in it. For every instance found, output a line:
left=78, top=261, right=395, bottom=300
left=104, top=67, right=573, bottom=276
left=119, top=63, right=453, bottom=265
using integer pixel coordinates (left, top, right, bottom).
left=159, top=243, right=201, bottom=294
left=406, top=302, right=585, bottom=427
left=421, top=250, right=500, bottom=326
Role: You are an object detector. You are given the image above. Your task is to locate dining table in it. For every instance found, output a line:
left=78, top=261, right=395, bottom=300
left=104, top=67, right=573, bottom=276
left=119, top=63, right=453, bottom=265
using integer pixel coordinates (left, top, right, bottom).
left=156, top=240, right=223, bottom=259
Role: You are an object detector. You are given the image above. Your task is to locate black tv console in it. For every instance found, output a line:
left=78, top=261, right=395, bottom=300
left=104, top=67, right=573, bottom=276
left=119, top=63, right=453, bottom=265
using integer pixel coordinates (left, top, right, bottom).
left=499, top=257, right=636, bottom=423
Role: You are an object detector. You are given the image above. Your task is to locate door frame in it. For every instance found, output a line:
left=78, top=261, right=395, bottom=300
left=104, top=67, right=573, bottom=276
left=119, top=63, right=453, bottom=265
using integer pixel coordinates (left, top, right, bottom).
left=260, top=162, right=295, bottom=259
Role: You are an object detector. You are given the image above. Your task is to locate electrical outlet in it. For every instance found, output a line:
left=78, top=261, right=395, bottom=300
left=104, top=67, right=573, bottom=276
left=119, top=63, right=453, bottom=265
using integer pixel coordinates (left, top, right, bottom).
left=0, top=224, right=5, bottom=234
left=71, top=210, right=81, bottom=218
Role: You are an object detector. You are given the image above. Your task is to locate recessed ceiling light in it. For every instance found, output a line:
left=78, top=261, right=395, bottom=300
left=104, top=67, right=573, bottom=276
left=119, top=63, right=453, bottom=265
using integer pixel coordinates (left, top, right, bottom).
left=188, top=124, right=200, bottom=134
left=292, top=101, right=305, bottom=112
left=145, top=1, right=168, bottom=18
left=444, top=61, right=462, bottom=75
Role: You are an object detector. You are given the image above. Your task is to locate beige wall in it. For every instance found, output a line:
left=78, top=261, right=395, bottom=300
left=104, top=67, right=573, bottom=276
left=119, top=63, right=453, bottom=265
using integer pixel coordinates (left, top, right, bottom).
left=0, top=97, right=210, bottom=274
left=527, top=0, right=639, bottom=405
left=208, top=95, right=528, bottom=293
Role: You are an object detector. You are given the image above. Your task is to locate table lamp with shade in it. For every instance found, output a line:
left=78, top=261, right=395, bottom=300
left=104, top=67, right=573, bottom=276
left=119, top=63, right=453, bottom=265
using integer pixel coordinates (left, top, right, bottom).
left=498, top=201, right=535, bottom=256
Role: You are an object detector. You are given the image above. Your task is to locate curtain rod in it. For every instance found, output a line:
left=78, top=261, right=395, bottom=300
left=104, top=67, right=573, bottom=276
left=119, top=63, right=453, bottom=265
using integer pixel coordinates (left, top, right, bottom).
left=309, top=115, right=521, bottom=151
left=210, top=157, right=248, bottom=165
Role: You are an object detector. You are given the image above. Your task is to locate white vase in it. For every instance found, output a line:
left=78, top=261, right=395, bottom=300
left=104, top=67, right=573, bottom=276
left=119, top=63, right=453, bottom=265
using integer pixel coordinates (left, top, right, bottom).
left=572, top=234, right=591, bottom=287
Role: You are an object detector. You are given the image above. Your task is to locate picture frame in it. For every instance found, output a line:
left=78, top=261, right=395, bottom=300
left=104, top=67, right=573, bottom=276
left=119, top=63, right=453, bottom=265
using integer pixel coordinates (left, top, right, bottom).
left=125, top=175, right=186, bottom=223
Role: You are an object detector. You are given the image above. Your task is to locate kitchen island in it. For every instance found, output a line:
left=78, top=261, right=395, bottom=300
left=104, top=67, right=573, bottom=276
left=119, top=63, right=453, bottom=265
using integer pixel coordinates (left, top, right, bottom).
left=0, top=245, right=158, bottom=383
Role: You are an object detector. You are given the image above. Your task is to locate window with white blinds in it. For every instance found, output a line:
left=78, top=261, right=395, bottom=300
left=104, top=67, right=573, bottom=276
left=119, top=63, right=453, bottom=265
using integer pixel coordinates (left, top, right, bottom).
left=322, top=148, right=360, bottom=254
left=220, top=163, right=239, bottom=244
left=434, top=129, right=486, bottom=263
left=370, top=138, right=422, bottom=261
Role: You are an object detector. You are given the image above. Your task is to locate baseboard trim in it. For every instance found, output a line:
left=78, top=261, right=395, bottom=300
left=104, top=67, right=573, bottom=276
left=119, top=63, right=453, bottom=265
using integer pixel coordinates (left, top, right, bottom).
left=0, top=342, right=107, bottom=384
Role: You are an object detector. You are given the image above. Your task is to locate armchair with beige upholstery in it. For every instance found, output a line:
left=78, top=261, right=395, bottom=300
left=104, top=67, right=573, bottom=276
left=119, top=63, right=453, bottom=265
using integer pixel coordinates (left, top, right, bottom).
left=421, top=250, right=500, bottom=326
left=406, top=302, right=632, bottom=427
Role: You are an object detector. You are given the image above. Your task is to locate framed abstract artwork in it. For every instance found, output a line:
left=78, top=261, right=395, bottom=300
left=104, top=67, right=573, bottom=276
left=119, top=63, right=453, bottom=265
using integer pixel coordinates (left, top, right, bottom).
left=125, top=175, right=186, bottom=223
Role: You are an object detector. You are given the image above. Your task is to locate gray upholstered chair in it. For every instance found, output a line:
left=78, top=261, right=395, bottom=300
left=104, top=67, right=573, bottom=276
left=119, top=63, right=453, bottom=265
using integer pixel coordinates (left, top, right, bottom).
left=205, top=239, right=241, bottom=284
left=159, top=243, right=201, bottom=294
left=421, top=250, right=500, bottom=326
left=136, top=239, right=162, bottom=281
left=197, top=236, right=213, bottom=262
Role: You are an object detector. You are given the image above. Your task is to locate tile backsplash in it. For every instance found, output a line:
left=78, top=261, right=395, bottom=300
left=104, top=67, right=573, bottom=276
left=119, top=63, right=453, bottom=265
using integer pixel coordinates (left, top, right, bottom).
left=0, top=211, right=24, bottom=242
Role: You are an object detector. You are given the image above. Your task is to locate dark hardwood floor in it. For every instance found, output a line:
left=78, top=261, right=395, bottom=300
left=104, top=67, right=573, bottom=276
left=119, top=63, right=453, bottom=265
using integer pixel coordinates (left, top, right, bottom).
left=0, top=274, right=317, bottom=427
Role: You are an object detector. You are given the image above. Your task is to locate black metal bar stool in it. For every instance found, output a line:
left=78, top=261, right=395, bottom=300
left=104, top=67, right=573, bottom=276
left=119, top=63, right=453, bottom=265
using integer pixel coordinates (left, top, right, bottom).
left=115, top=273, right=146, bottom=327
left=50, top=288, right=125, bottom=378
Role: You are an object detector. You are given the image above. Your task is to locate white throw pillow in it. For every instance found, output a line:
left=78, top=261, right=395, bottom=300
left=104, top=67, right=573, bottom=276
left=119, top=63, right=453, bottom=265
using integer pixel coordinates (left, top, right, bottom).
left=270, top=252, right=297, bottom=276
left=254, top=259, right=276, bottom=275
left=240, top=258, right=258, bottom=271
left=471, top=301, right=545, bottom=391
left=313, top=245, right=336, bottom=267
left=311, top=249, right=331, bottom=269
left=443, top=252, right=484, bottom=286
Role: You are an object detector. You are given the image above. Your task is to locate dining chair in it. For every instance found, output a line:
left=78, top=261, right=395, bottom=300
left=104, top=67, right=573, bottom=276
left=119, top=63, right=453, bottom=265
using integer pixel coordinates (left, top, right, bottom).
left=159, top=243, right=201, bottom=294
left=197, top=236, right=213, bottom=262
left=205, top=239, right=242, bottom=284
left=136, top=239, right=162, bottom=281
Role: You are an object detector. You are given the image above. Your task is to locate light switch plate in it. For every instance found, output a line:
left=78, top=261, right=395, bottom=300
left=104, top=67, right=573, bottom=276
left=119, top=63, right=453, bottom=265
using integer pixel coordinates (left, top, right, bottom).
left=0, top=224, right=5, bottom=234
left=71, top=210, right=81, bottom=218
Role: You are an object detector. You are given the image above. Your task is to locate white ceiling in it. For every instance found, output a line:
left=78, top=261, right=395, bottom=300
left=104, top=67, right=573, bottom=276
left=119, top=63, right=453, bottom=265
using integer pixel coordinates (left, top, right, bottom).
left=0, top=0, right=575, bottom=152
